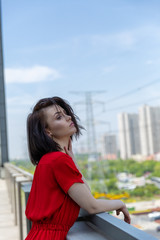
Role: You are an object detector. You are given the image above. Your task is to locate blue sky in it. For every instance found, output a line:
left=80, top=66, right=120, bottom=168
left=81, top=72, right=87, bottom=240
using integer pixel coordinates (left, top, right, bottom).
left=1, top=0, right=160, bottom=159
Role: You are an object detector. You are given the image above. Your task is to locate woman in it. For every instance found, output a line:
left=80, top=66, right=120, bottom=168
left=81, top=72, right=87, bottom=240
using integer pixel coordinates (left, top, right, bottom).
left=25, top=96, right=131, bottom=240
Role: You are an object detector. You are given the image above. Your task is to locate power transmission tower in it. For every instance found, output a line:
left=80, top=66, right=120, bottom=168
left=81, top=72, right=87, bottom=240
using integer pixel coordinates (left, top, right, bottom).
left=70, top=90, right=105, bottom=161
left=0, top=1, right=9, bottom=168
left=85, top=92, right=97, bottom=159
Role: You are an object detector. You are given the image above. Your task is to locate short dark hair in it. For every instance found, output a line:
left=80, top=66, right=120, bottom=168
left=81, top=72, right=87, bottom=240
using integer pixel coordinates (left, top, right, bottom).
left=27, top=96, right=85, bottom=165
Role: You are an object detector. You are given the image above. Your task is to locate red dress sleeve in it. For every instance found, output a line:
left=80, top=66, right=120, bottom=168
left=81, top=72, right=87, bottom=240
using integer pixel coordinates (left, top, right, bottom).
left=53, top=154, right=84, bottom=194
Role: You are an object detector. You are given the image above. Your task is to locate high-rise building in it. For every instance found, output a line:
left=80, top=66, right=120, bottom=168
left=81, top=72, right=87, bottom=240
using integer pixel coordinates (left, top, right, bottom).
left=139, top=105, right=160, bottom=156
left=118, top=113, right=141, bottom=159
left=101, top=134, right=117, bottom=159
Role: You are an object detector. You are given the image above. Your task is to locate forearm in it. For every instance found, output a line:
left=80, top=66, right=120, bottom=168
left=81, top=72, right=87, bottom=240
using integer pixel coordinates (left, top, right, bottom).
left=68, top=183, right=125, bottom=215
left=92, top=199, right=125, bottom=214
left=68, top=180, right=131, bottom=224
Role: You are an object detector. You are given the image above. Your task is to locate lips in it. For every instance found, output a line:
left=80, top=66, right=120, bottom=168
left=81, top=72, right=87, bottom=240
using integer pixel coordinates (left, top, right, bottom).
left=69, top=122, right=74, bottom=127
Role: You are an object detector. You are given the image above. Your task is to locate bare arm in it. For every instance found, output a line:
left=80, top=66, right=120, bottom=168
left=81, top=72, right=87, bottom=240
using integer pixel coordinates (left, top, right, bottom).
left=64, top=139, right=91, bottom=191
left=68, top=183, right=131, bottom=224
left=72, top=159, right=91, bottom=191
left=64, top=139, right=131, bottom=224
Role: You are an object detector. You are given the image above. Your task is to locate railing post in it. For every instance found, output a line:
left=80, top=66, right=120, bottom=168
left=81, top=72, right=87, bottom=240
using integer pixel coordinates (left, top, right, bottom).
left=16, top=176, right=31, bottom=240
left=21, top=182, right=32, bottom=236
left=12, top=173, right=23, bottom=225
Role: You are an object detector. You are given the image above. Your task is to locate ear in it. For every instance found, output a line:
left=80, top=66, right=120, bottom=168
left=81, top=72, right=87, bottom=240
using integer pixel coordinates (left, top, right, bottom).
left=45, top=128, right=53, bottom=138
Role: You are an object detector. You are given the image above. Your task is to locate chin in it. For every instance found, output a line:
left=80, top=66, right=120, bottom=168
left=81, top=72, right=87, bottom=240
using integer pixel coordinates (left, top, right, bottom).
left=70, top=129, right=77, bottom=136
left=73, top=128, right=77, bottom=133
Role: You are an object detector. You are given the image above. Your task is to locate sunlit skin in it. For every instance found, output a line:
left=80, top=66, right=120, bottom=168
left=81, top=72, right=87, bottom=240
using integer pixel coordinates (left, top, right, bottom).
left=44, top=104, right=131, bottom=224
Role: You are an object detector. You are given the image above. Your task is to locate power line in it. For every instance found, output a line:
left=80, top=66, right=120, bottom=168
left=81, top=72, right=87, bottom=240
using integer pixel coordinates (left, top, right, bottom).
left=99, top=95, right=160, bottom=113
left=105, top=78, right=160, bottom=104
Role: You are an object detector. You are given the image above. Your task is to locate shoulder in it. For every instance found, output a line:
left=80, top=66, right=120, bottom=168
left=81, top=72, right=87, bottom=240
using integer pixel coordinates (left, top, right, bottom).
left=39, top=151, right=72, bottom=166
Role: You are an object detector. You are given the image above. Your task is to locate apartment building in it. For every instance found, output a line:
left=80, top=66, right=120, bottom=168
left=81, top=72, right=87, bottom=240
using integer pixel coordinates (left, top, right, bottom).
left=139, top=105, right=160, bottom=156
left=101, top=134, right=117, bottom=159
left=118, top=113, right=141, bottom=159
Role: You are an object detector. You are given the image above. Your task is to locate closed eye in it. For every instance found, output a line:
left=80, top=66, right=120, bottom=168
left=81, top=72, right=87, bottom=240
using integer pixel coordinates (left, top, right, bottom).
left=57, top=115, right=62, bottom=120
left=55, top=110, right=69, bottom=120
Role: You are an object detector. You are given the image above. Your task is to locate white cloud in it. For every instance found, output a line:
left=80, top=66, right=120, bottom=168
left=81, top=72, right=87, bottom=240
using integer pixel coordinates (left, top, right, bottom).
left=5, top=65, right=61, bottom=83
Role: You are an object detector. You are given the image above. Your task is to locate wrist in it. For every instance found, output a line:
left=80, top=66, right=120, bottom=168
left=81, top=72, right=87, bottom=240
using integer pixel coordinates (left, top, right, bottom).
left=120, top=201, right=126, bottom=208
left=116, top=200, right=125, bottom=209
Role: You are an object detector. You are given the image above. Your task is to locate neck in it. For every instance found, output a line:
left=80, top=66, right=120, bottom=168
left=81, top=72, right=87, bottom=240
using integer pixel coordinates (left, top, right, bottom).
left=53, top=136, right=70, bottom=153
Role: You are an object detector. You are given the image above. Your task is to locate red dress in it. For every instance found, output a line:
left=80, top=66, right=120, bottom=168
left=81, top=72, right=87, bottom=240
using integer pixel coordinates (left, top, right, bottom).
left=25, top=151, right=84, bottom=240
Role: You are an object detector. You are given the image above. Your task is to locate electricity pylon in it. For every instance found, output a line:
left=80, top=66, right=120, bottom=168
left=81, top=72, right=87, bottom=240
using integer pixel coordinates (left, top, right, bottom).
left=70, top=90, right=105, bottom=161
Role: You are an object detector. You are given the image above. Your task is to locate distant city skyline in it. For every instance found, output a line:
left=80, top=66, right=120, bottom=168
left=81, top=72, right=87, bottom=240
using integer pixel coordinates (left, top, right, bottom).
left=1, top=0, right=160, bottom=159
left=118, top=104, right=160, bottom=159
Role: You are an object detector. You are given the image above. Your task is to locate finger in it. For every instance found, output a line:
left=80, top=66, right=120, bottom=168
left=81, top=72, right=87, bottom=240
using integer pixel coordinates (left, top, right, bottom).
left=116, top=210, right=120, bottom=215
left=126, top=218, right=130, bottom=224
left=128, top=216, right=131, bottom=224
left=64, top=146, right=66, bottom=153
left=64, top=146, right=68, bottom=154
left=126, top=213, right=131, bottom=224
left=124, top=216, right=131, bottom=224
left=69, top=137, right=72, bottom=150
left=67, top=138, right=71, bottom=150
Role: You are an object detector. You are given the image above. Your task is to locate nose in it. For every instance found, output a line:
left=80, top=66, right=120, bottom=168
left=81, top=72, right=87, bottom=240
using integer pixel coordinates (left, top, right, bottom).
left=66, top=115, right=71, bottom=121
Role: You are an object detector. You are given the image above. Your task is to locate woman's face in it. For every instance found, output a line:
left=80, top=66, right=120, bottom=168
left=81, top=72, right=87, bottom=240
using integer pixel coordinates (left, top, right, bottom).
left=44, top=105, right=77, bottom=140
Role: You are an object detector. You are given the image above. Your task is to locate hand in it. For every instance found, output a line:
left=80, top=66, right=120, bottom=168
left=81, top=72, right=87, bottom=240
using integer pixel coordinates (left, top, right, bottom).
left=64, top=138, right=75, bottom=160
left=116, top=205, right=131, bottom=224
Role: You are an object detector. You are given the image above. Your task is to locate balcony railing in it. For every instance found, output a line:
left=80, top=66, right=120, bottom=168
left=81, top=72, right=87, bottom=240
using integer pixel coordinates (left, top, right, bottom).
left=4, top=163, right=158, bottom=240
